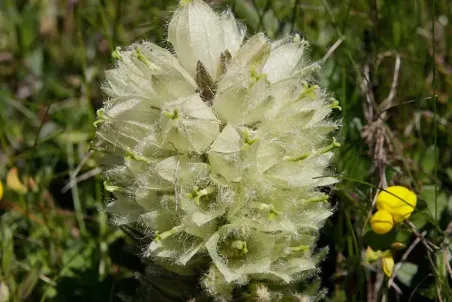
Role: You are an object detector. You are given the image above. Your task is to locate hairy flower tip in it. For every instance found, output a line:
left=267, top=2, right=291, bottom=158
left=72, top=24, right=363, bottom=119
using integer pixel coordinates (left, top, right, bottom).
left=94, top=0, right=340, bottom=300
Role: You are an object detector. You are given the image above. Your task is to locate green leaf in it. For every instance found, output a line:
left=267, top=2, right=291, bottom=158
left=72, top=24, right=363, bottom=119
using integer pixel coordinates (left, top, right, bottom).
left=19, top=4, right=39, bottom=53
left=395, top=225, right=411, bottom=243
left=396, top=262, right=418, bottom=287
left=421, top=145, right=438, bottom=174
left=230, top=0, right=260, bottom=31
left=446, top=168, right=452, bottom=182
left=409, top=211, right=428, bottom=230
left=17, top=263, right=42, bottom=300
left=25, top=48, right=43, bottom=77
left=58, top=131, right=90, bottom=144
left=420, top=185, right=447, bottom=221
left=1, top=228, right=14, bottom=274
left=393, top=21, right=401, bottom=46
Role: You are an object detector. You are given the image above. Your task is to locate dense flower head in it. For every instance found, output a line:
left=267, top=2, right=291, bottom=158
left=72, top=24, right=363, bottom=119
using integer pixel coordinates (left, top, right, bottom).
left=94, top=0, right=340, bottom=300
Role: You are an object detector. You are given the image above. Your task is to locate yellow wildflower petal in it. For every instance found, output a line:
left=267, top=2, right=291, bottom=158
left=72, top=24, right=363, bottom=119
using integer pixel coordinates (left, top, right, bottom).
left=0, top=181, right=3, bottom=200
left=381, top=253, right=394, bottom=277
left=370, top=210, right=394, bottom=234
left=376, top=186, right=416, bottom=223
left=6, top=168, right=28, bottom=194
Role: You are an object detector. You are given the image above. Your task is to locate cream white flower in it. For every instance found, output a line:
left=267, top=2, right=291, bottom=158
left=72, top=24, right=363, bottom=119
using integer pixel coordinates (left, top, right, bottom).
left=169, top=0, right=243, bottom=81
left=95, top=0, right=340, bottom=300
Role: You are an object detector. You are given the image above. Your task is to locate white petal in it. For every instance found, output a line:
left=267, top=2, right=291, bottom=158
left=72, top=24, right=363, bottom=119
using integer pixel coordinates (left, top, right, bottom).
left=208, top=152, right=242, bottom=183
left=256, top=141, right=285, bottom=172
left=210, top=124, right=241, bottom=153
left=152, top=75, right=197, bottom=103
left=258, top=110, right=315, bottom=135
left=182, top=119, right=220, bottom=153
left=159, top=94, right=220, bottom=153
left=106, top=197, right=144, bottom=224
left=229, top=33, right=270, bottom=69
left=105, top=97, right=160, bottom=123
left=168, top=0, right=225, bottom=80
left=181, top=95, right=218, bottom=120
left=164, top=94, right=218, bottom=120
left=105, top=69, right=154, bottom=98
left=205, top=232, right=242, bottom=282
left=263, top=38, right=308, bottom=83
left=138, top=42, right=198, bottom=87
left=220, top=10, right=246, bottom=55
left=264, top=154, right=334, bottom=188
left=213, top=77, right=273, bottom=124
left=155, top=156, right=179, bottom=183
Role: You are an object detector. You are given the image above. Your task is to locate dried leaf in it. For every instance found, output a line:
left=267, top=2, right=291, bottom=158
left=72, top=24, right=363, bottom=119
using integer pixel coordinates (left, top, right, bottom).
left=195, top=61, right=216, bottom=104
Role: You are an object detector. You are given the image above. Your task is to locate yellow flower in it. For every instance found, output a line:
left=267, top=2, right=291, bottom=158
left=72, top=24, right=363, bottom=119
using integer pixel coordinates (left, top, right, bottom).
left=365, top=248, right=395, bottom=277
left=381, top=252, right=394, bottom=277
left=6, top=167, right=27, bottom=194
left=370, top=210, right=394, bottom=234
left=376, top=186, right=416, bottom=223
left=0, top=180, right=3, bottom=200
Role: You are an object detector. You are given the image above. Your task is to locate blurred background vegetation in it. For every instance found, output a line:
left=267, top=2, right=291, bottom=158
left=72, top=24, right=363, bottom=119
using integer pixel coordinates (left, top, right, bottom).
left=0, top=0, right=451, bottom=301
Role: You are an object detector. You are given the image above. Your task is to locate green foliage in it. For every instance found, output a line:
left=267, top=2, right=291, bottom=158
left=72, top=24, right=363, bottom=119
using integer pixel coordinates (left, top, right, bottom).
left=0, top=0, right=451, bottom=301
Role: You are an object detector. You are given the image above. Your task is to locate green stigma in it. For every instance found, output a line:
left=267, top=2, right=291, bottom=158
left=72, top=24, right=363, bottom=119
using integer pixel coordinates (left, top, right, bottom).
left=163, top=108, right=179, bottom=120
left=180, top=0, right=193, bottom=5
left=290, top=245, right=310, bottom=253
left=285, top=152, right=310, bottom=162
left=297, top=82, right=319, bottom=101
left=242, top=130, right=260, bottom=150
left=125, top=147, right=151, bottom=163
left=111, top=47, right=123, bottom=61
left=318, top=137, right=341, bottom=155
left=93, top=108, right=105, bottom=127
left=103, top=181, right=122, bottom=193
left=231, top=240, right=248, bottom=255
left=303, top=195, right=329, bottom=204
left=135, top=48, right=159, bottom=71
left=329, top=99, right=342, bottom=111
left=250, top=66, right=268, bottom=83
left=154, top=225, right=184, bottom=242
left=186, top=186, right=215, bottom=205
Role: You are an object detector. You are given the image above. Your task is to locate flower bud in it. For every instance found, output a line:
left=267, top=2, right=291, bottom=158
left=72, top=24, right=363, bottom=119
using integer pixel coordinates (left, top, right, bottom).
left=392, top=242, right=406, bottom=249
left=381, top=252, right=394, bottom=277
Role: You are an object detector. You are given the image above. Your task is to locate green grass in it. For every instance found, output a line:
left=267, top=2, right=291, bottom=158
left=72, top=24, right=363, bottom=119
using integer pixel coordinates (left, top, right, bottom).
left=0, top=0, right=451, bottom=301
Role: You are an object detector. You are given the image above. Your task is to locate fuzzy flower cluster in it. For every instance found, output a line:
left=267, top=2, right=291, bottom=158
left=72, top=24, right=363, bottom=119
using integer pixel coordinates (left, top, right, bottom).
left=94, top=0, right=340, bottom=300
